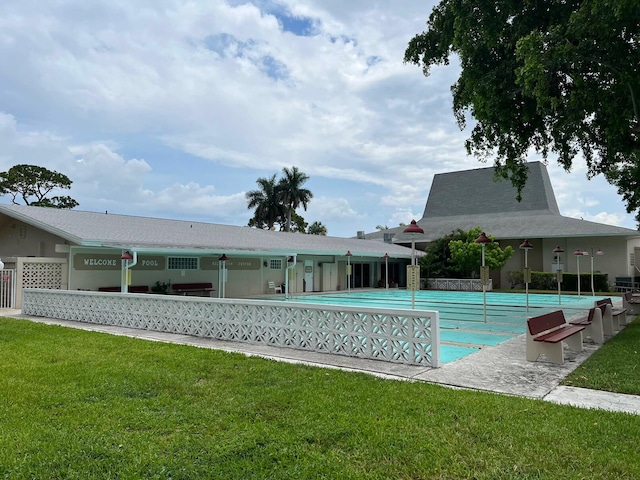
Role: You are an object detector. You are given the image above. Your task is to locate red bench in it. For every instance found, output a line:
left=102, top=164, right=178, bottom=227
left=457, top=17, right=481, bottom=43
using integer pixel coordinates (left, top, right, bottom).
left=526, top=310, right=585, bottom=364
left=569, top=307, right=604, bottom=344
left=98, top=285, right=149, bottom=293
left=595, top=298, right=627, bottom=333
left=171, top=282, right=215, bottom=297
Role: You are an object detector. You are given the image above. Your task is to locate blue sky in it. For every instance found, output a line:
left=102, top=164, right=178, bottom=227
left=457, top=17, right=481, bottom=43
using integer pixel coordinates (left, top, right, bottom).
left=0, top=0, right=634, bottom=237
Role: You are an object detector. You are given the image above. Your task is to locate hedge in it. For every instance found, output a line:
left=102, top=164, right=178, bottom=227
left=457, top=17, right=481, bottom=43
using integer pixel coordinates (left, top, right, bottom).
left=514, top=271, right=609, bottom=292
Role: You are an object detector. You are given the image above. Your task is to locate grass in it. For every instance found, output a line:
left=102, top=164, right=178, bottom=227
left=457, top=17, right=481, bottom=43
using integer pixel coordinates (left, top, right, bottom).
left=1, top=317, right=640, bottom=479
left=563, top=316, right=640, bottom=394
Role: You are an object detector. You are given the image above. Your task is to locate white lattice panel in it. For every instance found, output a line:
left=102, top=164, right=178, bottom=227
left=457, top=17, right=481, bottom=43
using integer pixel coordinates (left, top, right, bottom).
left=22, top=289, right=440, bottom=367
left=22, top=263, right=64, bottom=290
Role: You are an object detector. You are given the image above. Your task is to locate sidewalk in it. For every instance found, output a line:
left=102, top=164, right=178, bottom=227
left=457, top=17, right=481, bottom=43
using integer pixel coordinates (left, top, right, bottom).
left=7, top=310, right=640, bottom=416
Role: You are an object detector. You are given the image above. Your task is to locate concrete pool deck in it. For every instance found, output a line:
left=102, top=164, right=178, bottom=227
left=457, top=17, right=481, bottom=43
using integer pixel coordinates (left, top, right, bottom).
left=6, top=309, right=640, bottom=416
left=273, top=290, right=611, bottom=364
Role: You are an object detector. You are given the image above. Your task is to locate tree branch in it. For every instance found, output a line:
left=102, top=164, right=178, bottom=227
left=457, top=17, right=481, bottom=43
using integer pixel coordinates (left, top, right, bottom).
left=579, top=53, right=639, bottom=123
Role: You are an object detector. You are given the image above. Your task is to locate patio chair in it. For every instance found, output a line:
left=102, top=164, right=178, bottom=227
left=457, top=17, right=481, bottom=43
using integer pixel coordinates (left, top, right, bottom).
left=268, top=281, right=283, bottom=294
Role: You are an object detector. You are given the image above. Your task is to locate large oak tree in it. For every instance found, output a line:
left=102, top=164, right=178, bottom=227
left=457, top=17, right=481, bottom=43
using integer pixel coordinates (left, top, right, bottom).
left=0, top=164, right=79, bottom=209
left=405, top=0, right=640, bottom=221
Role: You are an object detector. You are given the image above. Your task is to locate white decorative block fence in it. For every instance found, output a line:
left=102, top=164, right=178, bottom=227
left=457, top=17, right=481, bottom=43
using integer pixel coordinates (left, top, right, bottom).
left=427, top=278, right=492, bottom=292
left=22, top=289, right=440, bottom=367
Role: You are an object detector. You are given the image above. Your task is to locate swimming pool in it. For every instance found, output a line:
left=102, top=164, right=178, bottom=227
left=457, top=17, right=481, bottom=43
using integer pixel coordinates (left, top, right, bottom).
left=273, top=290, right=607, bottom=364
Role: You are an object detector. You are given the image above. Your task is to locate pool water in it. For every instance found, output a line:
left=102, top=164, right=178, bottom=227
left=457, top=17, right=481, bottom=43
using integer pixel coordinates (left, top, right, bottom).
left=275, top=290, right=607, bottom=364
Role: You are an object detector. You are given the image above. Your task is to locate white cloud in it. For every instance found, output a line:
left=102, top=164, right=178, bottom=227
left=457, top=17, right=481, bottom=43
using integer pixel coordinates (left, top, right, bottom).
left=152, top=184, right=248, bottom=220
left=389, top=209, right=420, bottom=228
left=0, top=1, right=634, bottom=236
left=0, top=112, right=248, bottom=222
left=546, top=158, right=632, bottom=228
left=587, top=212, right=627, bottom=226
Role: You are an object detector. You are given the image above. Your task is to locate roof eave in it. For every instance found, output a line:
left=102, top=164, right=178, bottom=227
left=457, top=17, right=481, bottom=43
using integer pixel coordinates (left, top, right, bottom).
left=0, top=205, right=83, bottom=245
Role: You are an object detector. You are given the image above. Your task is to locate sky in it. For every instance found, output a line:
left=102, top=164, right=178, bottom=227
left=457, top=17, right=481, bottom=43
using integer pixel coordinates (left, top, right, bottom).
left=0, top=0, right=634, bottom=238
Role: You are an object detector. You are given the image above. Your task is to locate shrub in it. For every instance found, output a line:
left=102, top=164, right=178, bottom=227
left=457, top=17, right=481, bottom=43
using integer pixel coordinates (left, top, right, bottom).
left=507, top=270, right=524, bottom=289
left=529, top=272, right=609, bottom=292
left=530, top=272, right=556, bottom=290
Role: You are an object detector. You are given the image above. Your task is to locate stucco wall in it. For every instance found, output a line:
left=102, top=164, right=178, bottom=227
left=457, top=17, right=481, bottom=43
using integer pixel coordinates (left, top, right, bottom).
left=541, top=237, right=632, bottom=288
left=0, top=214, right=69, bottom=258
left=498, top=236, right=635, bottom=290
left=69, top=247, right=296, bottom=297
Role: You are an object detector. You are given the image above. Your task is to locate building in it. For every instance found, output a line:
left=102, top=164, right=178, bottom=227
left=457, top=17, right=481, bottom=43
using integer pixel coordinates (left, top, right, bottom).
left=366, top=162, right=640, bottom=288
left=3, top=161, right=638, bottom=307
left=0, top=204, right=416, bottom=307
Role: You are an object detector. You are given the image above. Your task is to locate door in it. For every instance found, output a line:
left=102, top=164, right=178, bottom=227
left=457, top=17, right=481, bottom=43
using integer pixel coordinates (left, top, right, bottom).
left=304, top=260, right=314, bottom=292
left=321, top=263, right=336, bottom=291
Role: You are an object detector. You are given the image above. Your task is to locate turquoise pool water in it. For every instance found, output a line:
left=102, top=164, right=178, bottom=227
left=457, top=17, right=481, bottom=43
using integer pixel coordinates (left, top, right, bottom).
left=274, top=290, right=607, bottom=364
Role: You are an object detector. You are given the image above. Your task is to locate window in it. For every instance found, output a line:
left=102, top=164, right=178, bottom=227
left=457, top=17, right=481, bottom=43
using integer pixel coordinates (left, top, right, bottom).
left=269, top=259, right=283, bottom=270
left=168, top=257, right=198, bottom=270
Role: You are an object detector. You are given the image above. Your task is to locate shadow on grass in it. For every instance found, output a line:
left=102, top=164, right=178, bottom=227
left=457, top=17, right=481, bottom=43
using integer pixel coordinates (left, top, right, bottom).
left=562, top=316, right=640, bottom=395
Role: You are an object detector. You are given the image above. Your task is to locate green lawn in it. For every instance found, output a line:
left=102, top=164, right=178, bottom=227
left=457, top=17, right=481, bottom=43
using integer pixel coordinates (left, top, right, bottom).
left=2, top=317, right=640, bottom=479
left=563, top=316, right=640, bottom=394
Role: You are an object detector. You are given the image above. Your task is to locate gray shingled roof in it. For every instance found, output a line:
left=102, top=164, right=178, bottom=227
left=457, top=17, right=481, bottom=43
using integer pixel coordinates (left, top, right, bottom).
left=365, top=161, right=638, bottom=243
left=399, top=211, right=637, bottom=242
left=422, top=161, right=560, bottom=217
left=0, top=204, right=416, bottom=258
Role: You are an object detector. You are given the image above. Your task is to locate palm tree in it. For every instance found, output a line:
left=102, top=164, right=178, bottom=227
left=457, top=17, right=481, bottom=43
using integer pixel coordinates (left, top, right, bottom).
left=245, top=174, right=283, bottom=230
left=278, top=166, right=313, bottom=232
left=308, top=221, right=327, bottom=235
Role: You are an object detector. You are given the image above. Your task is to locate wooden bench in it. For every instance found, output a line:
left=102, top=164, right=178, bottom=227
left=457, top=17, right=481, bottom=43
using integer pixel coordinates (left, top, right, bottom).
left=171, top=282, right=215, bottom=297
left=595, top=298, right=627, bottom=332
left=98, top=285, right=149, bottom=293
left=526, top=310, right=585, bottom=364
left=623, top=292, right=640, bottom=315
left=569, top=307, right=604, bottom=344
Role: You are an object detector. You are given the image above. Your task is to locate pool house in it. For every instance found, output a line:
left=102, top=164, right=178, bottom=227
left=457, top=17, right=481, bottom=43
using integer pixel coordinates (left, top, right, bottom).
left=0, top=204, right=417, bottom=308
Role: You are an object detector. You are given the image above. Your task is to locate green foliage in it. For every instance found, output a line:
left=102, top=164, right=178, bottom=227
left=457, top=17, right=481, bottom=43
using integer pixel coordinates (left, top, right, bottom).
left=421, top=227, right=514, bottom=278
left=405, top=1, right=640, bottom=222
left=606, top=157, right=640, bottom=227
left=246, top=174, right=284, bottom=230
left=307, top=221, right=327, bottom=235
left=564, top=317, right=640, bottom=394
left=420, top=228, right=467, bottom=278
left=278, top=166, right=313, bottom=233
left=0, top=164, right=79, bottom=209
left=529, top=272, right=609, bottom=292
left=530, top=271, right=557, bottom=291
left=151, top=281, right=169, bottom=293
left=506, top=270, right=524, bottom=289
left=448, top=227, right=514, bottom=277
left=561, top=273, right=607, bottom=293
left=246, top=167, right=314, bottom=232
left=288, top=211, right=308, bottom=233
left=3, top=318, right=640, bottom=478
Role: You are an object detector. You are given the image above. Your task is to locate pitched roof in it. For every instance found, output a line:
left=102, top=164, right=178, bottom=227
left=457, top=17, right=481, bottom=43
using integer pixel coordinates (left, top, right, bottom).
left=402, top=211, right=637, bottom=241
left=422, top=161, right=560, bottom=217
left=366, top=161, right=638, bottom=243
left=0, top=204, right=415, bottom=258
